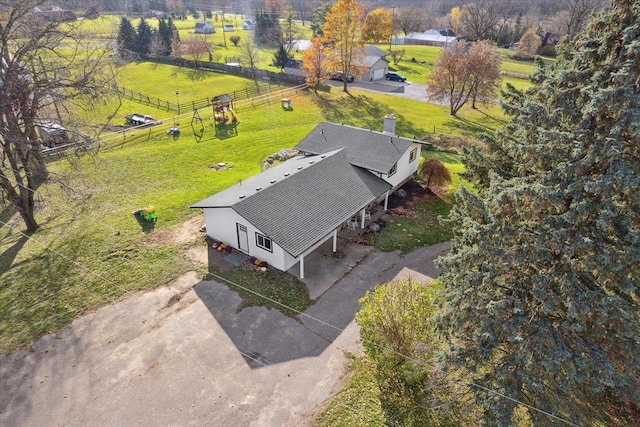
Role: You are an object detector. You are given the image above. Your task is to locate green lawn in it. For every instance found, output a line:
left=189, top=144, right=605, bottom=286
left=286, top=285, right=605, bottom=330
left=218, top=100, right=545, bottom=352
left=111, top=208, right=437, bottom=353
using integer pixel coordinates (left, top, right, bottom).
left=313, top=354, right=385, bottom=426
left=0, top=51, right=507, bottom=351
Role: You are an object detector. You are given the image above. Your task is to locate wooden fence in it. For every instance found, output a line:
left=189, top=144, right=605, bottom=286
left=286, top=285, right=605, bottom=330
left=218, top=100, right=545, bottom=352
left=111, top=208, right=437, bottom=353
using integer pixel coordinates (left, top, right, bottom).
left=117, top=80, right=295, bottom=114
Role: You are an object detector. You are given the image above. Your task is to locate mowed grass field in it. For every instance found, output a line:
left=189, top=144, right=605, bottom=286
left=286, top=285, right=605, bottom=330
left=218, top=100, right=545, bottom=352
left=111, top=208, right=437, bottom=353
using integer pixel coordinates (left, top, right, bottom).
left=0, top=15, right=537, bottom=351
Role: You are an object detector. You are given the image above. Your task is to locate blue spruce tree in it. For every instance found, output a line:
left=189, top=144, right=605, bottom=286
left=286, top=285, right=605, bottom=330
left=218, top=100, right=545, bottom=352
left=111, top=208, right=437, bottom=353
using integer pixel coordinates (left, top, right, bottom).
left=439, top=2, right=640, bottom=425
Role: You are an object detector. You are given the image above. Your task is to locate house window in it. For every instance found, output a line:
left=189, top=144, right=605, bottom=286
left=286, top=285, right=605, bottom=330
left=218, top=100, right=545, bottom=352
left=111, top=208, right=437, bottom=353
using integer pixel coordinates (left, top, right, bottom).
left=388, top=162, right=397, bottom=177
left=409, top=148, right=417, bottom=163
left=256, top=233, right=273, bottom=252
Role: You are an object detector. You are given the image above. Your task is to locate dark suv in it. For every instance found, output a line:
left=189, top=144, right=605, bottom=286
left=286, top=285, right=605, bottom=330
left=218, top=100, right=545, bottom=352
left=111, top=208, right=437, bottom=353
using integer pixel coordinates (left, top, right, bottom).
left=330, top=72, right=355, bottom=82
left=385, top=72, right=406, bottom=82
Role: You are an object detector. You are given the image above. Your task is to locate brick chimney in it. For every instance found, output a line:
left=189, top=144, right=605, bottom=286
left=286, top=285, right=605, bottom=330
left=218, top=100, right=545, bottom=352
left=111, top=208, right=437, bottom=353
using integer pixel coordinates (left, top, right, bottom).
left=383, top=113, right=396, bottom=135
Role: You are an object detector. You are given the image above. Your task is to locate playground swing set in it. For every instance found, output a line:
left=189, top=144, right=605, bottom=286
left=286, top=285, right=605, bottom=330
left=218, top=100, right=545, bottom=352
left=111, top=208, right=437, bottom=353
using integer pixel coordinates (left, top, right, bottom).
left=190, top=93, right=241, bottom=140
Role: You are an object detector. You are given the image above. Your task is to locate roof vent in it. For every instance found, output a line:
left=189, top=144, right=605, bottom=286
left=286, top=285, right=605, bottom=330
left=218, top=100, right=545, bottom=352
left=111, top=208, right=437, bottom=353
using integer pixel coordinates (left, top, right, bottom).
left=255, top=186, right=262, bottom=191
left=284, top=172, right=290, bottom=176
left=239, top=194, right=245, bottom=199
left=297, top=166, right=303, bottom=170
left=320, top=154, right=326, bottom=158
left=270, top=179, right=276, bottom=184
left=309, top=160, right=315, bottom=164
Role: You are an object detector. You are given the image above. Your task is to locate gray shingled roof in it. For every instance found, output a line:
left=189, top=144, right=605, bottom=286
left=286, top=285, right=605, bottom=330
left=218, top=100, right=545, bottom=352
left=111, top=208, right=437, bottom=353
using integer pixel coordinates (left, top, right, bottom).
left=192, top=149, right=391, bottom=257
left=295, top=122, right=415, bottom=174
left=366, top=45, right=388, bottom=57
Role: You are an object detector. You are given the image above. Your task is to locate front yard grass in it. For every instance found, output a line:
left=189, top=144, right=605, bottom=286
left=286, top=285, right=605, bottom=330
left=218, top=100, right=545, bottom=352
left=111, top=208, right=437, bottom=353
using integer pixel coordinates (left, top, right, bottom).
left=207, top=266, right=311, bottom=317
left=366, top=149, right=467, bottom=254
left=1, top=61, right=487, bottom=352
left=313, top=354, right=385, bottom=426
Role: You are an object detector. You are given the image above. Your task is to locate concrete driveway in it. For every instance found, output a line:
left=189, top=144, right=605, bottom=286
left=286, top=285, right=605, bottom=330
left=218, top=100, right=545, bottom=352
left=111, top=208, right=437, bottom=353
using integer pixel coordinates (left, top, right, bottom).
left=0, top=240, right=449, bottom=426
left=326, top=78, right=447, bottom=106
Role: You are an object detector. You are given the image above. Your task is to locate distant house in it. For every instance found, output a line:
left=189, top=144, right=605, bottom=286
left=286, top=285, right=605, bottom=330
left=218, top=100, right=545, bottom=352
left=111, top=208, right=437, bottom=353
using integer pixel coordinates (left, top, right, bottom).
left=285, top=39, right=312, bottom=52
left=283, top=59, right=304, bottom=76
left=242, top=19, right=256, bottom=30
left=34, top=5, right=76, bottom=22
left=194, top=22, right=215, bottom=34
left=358, top=45, right=390, bottom=81
left=223, top=24, right=235, bottom=32
left=147, top=9, right=170, bottom=19
left=396, top=28, right=457, bottom=47
left=538, top=31, right=560, bottom=47
left=192, top=116, right=430, bottom=278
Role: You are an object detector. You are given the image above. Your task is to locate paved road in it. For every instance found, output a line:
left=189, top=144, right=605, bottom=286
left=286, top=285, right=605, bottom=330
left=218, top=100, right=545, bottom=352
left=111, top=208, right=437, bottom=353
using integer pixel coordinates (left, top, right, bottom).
left=0, top=241, right=450, bottom=426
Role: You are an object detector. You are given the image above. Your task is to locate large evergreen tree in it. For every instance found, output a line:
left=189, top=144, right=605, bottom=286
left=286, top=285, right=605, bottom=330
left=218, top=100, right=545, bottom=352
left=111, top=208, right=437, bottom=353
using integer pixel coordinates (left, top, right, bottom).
left=156, top=17, right=178, bottom=56
left=438, top=2, right=640, bottom=425
left=254, top=9, right=282, bottom=48
left=117, top=16, right=137, bottom=52
left=134, top=17, right=154, bottom=54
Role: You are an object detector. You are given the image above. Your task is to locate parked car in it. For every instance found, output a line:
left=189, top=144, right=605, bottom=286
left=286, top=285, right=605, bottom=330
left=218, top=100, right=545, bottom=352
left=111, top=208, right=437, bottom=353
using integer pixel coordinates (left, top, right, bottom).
left=385, top=72, right=406, bottom=82
left=330, top=72, right=354, bottom=82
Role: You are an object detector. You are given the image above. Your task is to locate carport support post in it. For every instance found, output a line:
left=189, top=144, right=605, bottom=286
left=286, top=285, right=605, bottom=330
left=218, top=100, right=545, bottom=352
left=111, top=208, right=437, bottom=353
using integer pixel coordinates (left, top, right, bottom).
left=299, top=255, right=305, bottom=279
left=332, top=229, right=337, bottom=252
left=361, top=209, right=366, bottom=228
left=384, top=191, right=389, bottom=211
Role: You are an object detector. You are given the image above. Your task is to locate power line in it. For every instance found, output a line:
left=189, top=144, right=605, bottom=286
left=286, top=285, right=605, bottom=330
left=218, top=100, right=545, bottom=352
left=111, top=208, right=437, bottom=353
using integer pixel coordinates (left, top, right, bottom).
left=1, top=85, right=582, bottom=427
left=0, top=201, right=582, bottom=426
left=0, top=218, right=390, bottom=426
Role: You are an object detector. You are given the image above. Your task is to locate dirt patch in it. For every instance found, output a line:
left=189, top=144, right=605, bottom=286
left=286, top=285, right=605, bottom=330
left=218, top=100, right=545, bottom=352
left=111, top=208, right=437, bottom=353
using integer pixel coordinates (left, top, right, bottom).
left=186, top=246, right=208, bottom=265
left=142, top=214, right=205, bottom=246
left=387, top=180, right=435, bottom=213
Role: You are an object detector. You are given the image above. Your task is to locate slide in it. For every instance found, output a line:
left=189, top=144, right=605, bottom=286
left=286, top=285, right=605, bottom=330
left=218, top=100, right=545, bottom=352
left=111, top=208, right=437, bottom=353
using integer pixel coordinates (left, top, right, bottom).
left=226, top=109, right=239, bottom=125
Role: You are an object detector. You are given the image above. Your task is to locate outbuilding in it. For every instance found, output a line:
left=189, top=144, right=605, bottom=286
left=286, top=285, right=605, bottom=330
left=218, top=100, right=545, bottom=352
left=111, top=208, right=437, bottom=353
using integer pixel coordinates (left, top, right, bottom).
left=194, top=22, right=215, bottom=34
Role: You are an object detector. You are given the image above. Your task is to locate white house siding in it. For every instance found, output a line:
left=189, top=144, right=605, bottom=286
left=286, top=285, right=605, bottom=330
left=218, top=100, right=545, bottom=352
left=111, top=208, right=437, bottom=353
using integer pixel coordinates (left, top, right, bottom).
left=380, top=142, right=422, bottom=189
left=203, top=207, right=289, bottom=271
left=360, top=58, right=388, bottom=81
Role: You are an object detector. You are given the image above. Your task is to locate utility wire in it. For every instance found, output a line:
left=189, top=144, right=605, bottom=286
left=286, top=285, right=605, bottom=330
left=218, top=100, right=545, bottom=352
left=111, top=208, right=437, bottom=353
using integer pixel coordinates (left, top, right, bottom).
left=1, top=86, right=582, bottom=427
left=0, top=218, right=389, bottom=426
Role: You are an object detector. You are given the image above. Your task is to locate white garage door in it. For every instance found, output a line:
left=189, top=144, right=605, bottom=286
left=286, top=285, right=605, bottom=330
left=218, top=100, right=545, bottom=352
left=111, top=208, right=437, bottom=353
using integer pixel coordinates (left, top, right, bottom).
left=372, top=68, right=385, bottom=81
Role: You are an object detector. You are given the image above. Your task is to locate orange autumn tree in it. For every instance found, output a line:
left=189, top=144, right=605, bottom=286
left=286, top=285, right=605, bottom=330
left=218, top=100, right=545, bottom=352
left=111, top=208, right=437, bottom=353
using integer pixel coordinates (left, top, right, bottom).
left=322, top=0, right=365, bottom=92
left=303, top=37, right=327, bottom=91
left=363, top=8, right=392, bottom=44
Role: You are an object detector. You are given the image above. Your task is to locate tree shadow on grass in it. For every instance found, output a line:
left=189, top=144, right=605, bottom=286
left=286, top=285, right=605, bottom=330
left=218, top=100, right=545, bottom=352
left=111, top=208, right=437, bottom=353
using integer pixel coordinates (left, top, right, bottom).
left=181, top=67, right=213, bottom=82
left=444, top=109, right=506, bottom=136
left=316, top=93, right=428, bottom=138
left=0, top=204, right=16, bottom=227
left=0, top=234, right=29, bottom=274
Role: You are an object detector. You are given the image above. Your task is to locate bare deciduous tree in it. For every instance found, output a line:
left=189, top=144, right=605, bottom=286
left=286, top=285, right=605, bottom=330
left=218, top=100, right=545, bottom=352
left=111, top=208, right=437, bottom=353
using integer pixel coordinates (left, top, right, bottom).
left=427, top=40, right=502, bottom=116
left=562, top=0, right=606, bottom=37
left=180, top=35, right=211, bottom=64
left=0, top=1, right=115, bottom=232
left=238, top=39, right=261, bottom=78
left=396, top=8, right=427, bottom=36
left=468, top=40, right=502, bottom=108
left=459, top=0, right=512, bottom=41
